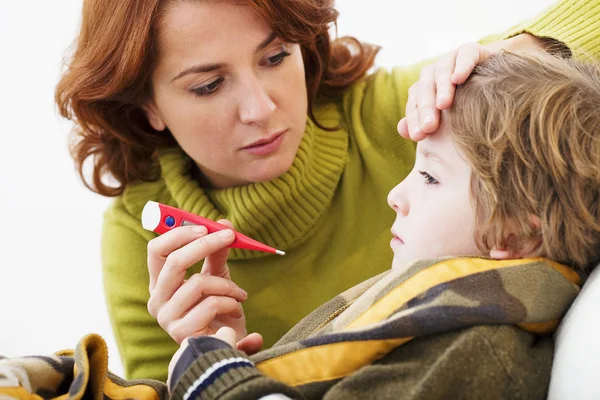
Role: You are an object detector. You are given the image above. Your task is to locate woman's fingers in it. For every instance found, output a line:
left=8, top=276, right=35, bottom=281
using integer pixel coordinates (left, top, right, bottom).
left=452, top=44, right=478, bottom=84
left=414, top=64, right=438, bottom=134
left=158, top=273, right=247, bottom=322
left=397, top=117, right=409, bottom=139
left=146, top=219, right=248, bottom=346
left=152, top=229, right=236, bottom=302
left=434, top=49, right=458, bottom=110
left=167, top=296, right=244, bottom=343
left=214, top=326, right=238, bottom=348
left=201, top=219, right=235, bottom=278
left=401, top=42, right=499, bottom=143
left=404, top=83, right=423, bottom=141
left=147, top=225, right=209, bottom=292
left=452, top=43, right=493, bottom=84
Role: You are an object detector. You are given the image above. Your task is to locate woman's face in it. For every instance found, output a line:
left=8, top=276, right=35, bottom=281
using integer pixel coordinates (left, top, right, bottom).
left=145, top=1, right=308, bottom=188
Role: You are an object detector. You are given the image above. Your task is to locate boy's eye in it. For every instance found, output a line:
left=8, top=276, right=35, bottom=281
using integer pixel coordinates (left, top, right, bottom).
left=418, top=170, right=439, bottom=185
left=191, top=77, right=224, bottom=97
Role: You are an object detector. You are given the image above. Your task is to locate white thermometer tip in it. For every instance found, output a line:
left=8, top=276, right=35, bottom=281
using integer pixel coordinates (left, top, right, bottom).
left=141, top=201, right=161, bottom=231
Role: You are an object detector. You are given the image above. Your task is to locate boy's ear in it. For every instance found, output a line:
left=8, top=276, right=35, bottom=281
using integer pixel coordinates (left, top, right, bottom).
left=489, top=242, right=529, bottom=260
left=142, top=101, right=167, bottom=132
left=489, top=215, right=542, bottom=260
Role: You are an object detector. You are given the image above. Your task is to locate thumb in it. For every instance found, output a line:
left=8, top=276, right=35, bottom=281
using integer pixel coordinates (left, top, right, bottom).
left=236, top=333, right=264, bottom=356
left=201, top=219, right=235, bottom=279
left=214, top=326, right=238, bottom=348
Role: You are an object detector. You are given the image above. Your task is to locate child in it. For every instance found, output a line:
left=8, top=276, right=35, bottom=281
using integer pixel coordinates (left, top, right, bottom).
left=166, top=51, right=600, bottom=400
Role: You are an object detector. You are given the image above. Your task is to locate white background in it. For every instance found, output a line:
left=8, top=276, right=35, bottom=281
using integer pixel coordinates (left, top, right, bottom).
left=0, top=0, right=556, bottom=377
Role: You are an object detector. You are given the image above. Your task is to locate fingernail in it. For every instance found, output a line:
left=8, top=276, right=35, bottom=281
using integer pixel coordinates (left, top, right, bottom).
left=192, top=225, right=207, bottom=234
left=423, top=114, right=434, bottom=126
left=437, top=91, right=448, bottom=101
left=240, top=288, right=248, bottom=298
left=217, top=229, right=234, bottom=239
left=413, top=125, right=421, bottom=134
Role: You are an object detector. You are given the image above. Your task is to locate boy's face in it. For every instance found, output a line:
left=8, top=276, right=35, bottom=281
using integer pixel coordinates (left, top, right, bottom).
left=388, top=117, right=485, bottom=270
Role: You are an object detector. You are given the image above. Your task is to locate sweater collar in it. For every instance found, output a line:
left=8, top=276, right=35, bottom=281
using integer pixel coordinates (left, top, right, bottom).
left=158, top=118, right=348, bottom=259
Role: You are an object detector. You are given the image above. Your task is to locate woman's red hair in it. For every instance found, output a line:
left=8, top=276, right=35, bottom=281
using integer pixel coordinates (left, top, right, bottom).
left=56, top=0, right=379, bottom=196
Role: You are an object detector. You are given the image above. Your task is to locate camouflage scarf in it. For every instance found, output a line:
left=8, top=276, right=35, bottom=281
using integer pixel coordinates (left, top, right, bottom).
left=0, top=257, right=580, bottom=399
left=251, top=257, right=580, bottom=386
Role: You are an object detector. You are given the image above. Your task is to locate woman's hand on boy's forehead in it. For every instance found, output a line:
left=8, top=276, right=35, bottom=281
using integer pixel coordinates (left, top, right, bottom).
left=397, top=42, right=493, bottom=142
left=398, top=33, right=545, bottom=142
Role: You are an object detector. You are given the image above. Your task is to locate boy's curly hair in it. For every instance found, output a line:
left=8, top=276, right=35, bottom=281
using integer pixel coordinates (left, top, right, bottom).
left=450, top=51, right=600, bottom=272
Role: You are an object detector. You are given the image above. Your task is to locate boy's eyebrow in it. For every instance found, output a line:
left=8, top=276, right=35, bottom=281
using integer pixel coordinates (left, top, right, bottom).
left=420, top=148, right=447, bottom=166
left=171, top=32, right=278, bottom=83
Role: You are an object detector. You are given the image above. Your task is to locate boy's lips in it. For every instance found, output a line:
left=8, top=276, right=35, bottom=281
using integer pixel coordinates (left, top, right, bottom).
left=390, top=229, right=404, bottom=246
left=390, top=236, right=404, bottom=249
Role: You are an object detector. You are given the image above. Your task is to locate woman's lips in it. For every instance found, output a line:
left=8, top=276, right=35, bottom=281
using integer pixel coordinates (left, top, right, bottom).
left=242, top=131, right=287, bottom=156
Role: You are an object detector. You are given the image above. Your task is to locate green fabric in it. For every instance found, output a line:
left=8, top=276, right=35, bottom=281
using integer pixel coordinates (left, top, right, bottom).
left=101, top=0, right=600, bottom=381
left=511, top=0, right=600, bottom=59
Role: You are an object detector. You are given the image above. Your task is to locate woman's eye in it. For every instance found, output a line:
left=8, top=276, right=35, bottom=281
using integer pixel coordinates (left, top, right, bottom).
left=264, top=50, right=291, bottom=67
left=418, top=170, right=439, bottom=185
left=191, top=77, right=224, bottom=97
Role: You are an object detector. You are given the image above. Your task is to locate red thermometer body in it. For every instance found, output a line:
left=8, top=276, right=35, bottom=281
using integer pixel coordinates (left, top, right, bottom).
left=142, top=201, right=285, bottom=255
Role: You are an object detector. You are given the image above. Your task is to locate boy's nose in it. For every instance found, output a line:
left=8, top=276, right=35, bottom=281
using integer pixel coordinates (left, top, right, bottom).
left=387, top=184, right=409, bottom=216
left=395, top=198, right=409, bottom=217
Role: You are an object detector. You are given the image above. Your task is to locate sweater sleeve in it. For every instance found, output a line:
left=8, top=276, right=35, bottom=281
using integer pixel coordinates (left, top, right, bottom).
left=170, top=337, right=301, bottom=400
left=505, top=0, right=600, bottom=59
left=102, top=201, right=179, bottom=381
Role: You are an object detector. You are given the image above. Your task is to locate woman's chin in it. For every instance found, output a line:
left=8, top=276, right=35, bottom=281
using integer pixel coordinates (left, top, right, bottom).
left=248, top=157, right=295, bottom=183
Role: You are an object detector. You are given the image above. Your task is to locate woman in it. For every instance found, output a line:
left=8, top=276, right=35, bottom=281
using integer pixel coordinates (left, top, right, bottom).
left=56, top=0, right=600, bottom=381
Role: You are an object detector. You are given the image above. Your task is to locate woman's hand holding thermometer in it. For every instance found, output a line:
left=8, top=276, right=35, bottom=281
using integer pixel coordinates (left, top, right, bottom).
left=142, top=201, right=285, bottom=255
left=143, top=201, right=263, bottom=354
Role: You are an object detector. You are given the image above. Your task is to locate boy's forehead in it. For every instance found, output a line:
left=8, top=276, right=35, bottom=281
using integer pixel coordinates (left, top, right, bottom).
left=417, top=126, right=469, bottom=171
left=417, top=123, right=451, bottom=156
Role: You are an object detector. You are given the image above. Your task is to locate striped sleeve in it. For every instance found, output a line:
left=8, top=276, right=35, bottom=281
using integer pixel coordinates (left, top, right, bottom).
left=170, top=337, right=300, bottom=400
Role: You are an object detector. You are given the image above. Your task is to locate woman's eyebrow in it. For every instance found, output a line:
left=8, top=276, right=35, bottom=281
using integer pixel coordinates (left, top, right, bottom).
left=171, top=63, right=223, bottom=82
left=171, top=32, right=278, bottom=83
left=256, top=32, right=277, bottom=52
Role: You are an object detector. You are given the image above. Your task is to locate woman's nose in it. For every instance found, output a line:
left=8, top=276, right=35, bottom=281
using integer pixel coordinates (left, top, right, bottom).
left=387, top=181, right=409, bottom=216
left=238, top=77, right=276, bottom=127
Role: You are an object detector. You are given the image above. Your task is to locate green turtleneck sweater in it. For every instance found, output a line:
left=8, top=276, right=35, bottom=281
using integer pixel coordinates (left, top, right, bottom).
left=102, top=0, right=600, bottom=381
